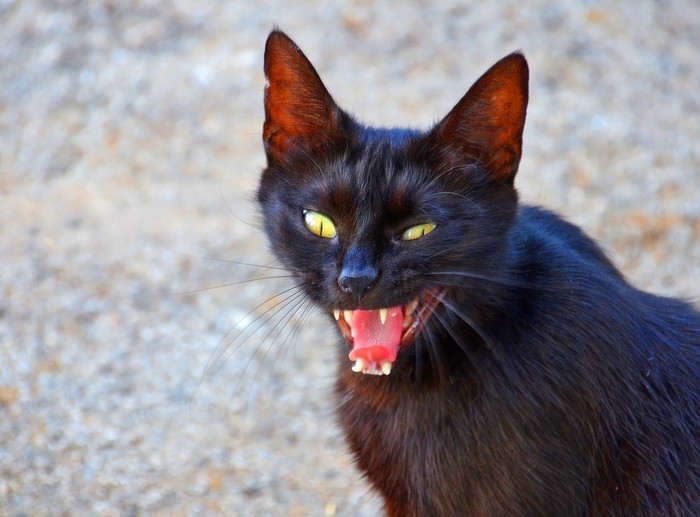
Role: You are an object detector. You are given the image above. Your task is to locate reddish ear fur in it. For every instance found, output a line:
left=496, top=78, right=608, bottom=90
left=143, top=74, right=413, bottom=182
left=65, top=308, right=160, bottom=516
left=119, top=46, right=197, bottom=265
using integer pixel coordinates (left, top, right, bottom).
left=263, top=33, right=528, bottom=181
left=432, top=53, right=529, bottom=184
left=263, top=31, right=340, bottom=163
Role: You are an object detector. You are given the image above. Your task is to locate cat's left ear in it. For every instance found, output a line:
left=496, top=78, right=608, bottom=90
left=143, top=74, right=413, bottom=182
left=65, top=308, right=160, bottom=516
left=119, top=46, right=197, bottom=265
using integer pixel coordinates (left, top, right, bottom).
left=429, top=53, right=529, bottom=185
left=263, top=30, right=342, bottom=164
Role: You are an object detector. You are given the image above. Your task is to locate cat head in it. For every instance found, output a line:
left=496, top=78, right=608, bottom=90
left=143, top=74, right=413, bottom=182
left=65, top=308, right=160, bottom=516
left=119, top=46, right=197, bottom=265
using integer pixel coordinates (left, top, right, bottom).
left=257, top=30, right=528, bottom=376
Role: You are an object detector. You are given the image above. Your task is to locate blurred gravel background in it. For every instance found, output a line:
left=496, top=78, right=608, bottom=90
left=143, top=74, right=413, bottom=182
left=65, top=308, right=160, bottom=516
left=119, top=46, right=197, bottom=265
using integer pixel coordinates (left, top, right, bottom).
left=1, top=1, right=699, bottom=515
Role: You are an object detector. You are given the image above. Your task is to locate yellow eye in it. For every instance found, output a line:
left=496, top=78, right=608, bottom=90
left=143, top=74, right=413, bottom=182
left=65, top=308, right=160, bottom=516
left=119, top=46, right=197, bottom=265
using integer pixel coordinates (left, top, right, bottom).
left=303, top=209, right=337, bottom=238
left=401, top=223, right=436, bottom=241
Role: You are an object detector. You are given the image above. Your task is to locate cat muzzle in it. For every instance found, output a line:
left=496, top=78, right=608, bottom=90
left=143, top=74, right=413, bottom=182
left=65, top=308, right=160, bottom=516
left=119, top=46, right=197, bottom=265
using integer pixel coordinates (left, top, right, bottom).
left=332, top=289, right=445, bottom=375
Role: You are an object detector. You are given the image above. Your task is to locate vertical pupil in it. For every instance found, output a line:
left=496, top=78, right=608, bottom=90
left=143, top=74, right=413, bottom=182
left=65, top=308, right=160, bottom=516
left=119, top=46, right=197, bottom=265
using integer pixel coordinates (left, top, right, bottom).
left=303, top=210, right=336, bottom=238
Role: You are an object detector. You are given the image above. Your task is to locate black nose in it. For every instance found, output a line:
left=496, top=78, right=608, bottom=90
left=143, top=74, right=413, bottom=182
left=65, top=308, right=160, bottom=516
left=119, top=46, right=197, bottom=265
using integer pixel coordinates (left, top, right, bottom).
left=338, top=269, right=377, bottom=298
left=338, top=245, right=378, bottom=300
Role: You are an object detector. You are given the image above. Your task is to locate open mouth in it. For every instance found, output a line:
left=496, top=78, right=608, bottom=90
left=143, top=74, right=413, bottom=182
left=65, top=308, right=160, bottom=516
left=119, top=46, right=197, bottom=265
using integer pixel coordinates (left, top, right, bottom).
left=332, top=289, right=445, bottom=376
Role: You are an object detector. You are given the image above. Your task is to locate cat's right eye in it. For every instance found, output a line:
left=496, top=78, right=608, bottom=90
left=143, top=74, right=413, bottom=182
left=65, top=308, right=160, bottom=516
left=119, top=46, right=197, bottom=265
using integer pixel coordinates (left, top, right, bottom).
left=303, top=209, right=337, bottom=239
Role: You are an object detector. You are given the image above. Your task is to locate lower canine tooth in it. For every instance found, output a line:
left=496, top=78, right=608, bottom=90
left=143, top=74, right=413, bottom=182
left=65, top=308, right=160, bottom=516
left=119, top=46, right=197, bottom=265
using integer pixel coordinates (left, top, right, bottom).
left=351, top=359, right=365, bottom=372
left=380, top=360, right=392, bottom=375
left=379, top=308, right=388, bottom=324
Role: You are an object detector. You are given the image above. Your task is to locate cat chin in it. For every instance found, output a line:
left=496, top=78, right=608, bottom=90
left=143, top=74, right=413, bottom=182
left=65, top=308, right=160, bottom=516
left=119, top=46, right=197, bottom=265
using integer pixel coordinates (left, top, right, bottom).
left=331, top=287, right=446, bottom=376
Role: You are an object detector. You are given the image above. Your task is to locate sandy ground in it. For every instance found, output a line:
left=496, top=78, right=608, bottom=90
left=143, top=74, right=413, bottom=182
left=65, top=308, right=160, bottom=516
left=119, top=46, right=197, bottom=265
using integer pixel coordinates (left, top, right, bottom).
left=1, top=1, right=699, bottom=515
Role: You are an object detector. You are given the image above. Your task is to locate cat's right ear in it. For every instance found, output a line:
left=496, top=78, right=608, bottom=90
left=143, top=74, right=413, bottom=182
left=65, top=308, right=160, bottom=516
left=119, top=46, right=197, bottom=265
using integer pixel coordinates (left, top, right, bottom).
left=263, top=30, right=341, bottom=164
left=428, top=53, right=529, bottom=185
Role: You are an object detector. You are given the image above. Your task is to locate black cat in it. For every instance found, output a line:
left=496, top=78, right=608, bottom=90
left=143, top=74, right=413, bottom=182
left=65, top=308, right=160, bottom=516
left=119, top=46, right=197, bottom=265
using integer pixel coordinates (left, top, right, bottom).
left=257, top=30, right=700, bottom=516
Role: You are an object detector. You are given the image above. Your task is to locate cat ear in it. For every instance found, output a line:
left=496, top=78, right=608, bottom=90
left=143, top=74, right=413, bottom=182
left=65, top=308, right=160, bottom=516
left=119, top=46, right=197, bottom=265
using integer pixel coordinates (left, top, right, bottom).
left=263, top=30, right=341, bottom=164
left=430, top=53, right=529, bottom=185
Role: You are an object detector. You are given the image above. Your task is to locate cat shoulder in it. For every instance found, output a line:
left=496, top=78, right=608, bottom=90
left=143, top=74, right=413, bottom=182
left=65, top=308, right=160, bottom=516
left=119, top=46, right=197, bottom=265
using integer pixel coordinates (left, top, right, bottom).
left=513, top=204, right=621, bottom=278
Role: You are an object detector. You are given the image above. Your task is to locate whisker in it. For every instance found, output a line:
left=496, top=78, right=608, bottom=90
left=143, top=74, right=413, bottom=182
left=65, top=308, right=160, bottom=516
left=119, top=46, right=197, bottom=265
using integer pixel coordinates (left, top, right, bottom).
left=176, top=251, right=304, bottom=273
left=432, top=191, right=485, bottom=213
left=201, top=284, right=307, bottom=384
left=425, top=269, right=512, bottom=284
left=278, top=299, right=318, bottom=366
left=420, top=247, right=457, bottom=262
left=297, top=146, right=327, bottom=176
left=243, top=291, right=313, bottom=400
left=173, top=274, right=299, bottom=296
left=425, top=270, right=544, bottom=290
left=416, top=311, right=448, bottom=386
left=219, top=172, right=258, bottom=229
left=226, top=260, right=303, bottom=273
left=219, top=289, right=310, bottom=405
left=438, top=298, right=505, bottom=364
left=214, top=288, right=309, bottom=382
left=419, top=160, right=485, bottom=211
left=262, top=297, right=319, bottom=392
left=413, top=333, right=425, bottom=385
left=428, top=307, right=474, bottom=366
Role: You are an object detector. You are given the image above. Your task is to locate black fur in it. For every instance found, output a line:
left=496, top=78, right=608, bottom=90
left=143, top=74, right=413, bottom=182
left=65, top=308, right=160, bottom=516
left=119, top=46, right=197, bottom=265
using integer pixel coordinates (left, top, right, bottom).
left=257, top=30, right=700, bottom=516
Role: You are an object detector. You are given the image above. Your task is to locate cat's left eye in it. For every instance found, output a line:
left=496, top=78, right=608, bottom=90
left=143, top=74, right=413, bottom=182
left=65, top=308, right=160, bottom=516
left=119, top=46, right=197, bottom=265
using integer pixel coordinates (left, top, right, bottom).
left=303, top=209, right=337, bottom=238
left=401, top=223, right=436, bottom=241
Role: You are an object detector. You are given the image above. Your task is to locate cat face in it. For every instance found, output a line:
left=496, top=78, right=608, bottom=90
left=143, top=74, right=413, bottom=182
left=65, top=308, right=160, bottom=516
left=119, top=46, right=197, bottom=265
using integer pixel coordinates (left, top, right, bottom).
left=258, top=31, right=528, bottom=376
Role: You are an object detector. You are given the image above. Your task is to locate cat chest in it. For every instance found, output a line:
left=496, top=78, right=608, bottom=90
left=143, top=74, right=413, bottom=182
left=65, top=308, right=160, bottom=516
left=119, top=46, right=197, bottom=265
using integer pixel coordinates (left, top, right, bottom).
left=335, top=378, right=589, bottom=515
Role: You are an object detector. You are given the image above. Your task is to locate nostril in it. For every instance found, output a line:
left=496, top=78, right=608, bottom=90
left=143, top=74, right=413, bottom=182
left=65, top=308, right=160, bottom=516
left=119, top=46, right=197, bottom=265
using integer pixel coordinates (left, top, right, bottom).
left=338, top=276, right=352, bottom=293
left=338, top=270, right=377, bottom=298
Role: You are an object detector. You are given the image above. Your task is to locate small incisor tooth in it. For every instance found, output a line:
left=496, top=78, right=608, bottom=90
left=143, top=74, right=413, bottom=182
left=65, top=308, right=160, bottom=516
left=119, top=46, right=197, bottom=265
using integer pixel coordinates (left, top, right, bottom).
left=380, top=360, right=392, bottom=375
left=333, top=309, right=341, bottom=320
left=351, top=359, right=365, bottom=373
left=379, top=308, right=388, bottom=324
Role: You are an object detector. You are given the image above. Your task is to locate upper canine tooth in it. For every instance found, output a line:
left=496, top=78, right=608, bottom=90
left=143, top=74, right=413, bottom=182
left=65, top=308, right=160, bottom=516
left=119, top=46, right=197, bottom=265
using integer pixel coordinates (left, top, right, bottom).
left=333, top=309, right=341, bottom=320
left=344, top=310, right=354, bottom=322
left=379, top=308, right=388, bottom=324
left=406, top=299, right=419, bottom=314
left=351, top=359, right=365, bottom=373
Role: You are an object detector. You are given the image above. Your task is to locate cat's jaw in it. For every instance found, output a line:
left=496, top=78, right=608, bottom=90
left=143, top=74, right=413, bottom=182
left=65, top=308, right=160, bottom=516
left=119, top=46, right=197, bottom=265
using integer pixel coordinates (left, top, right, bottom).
left=332, top=288, right=446, bottom=376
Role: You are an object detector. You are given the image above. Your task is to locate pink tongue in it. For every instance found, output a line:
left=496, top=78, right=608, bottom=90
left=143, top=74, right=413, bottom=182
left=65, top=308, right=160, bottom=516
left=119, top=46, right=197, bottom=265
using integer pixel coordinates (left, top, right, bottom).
left=348, top=307, right=404, bottom=363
